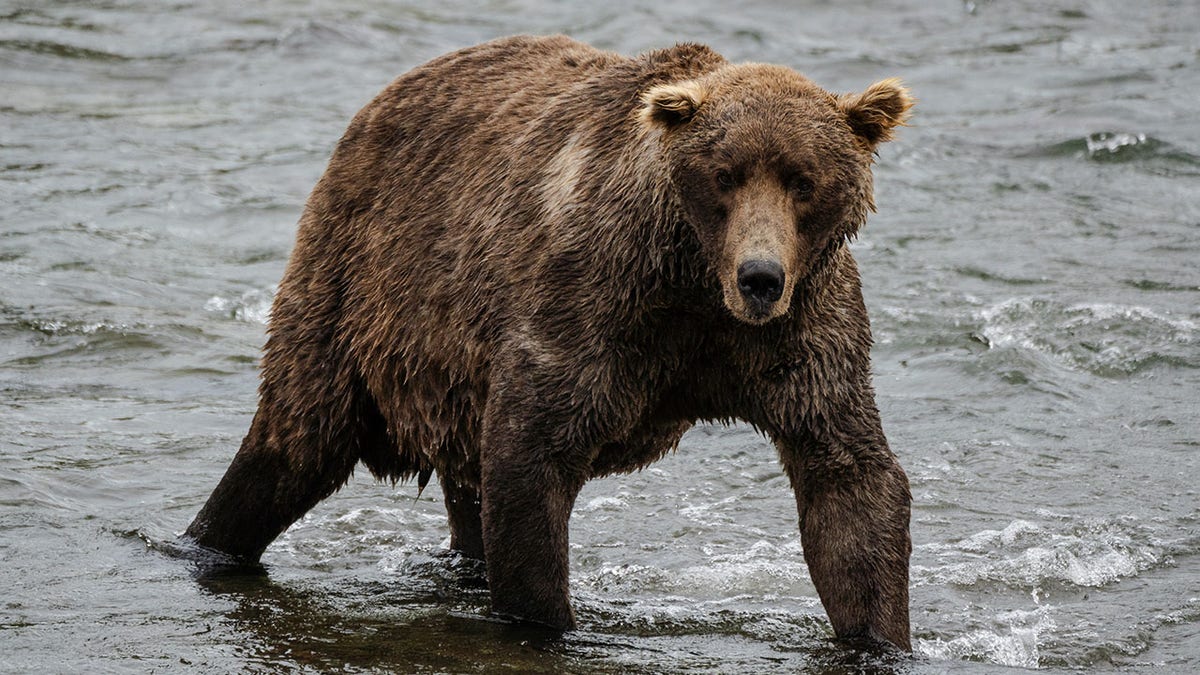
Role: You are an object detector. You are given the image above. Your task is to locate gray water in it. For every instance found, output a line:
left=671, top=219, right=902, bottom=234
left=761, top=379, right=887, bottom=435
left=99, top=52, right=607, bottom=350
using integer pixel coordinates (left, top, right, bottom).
left=2, top=0, right=1198, bottom=672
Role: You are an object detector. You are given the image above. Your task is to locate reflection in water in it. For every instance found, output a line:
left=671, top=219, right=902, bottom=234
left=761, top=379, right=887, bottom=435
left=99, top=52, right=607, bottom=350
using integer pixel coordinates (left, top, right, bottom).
left=190, top=554, right=551, bottom=673
left=192, top=557, right=918, bottom=674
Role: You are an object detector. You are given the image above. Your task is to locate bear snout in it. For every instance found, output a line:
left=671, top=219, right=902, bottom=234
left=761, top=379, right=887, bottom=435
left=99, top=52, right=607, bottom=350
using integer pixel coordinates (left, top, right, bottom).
left=737, top=259, right=785, bottom=305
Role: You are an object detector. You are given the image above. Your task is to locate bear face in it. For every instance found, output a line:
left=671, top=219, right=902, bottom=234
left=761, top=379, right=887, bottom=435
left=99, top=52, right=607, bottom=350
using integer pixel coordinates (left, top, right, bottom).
left=640, top=66, right=912, bottom=324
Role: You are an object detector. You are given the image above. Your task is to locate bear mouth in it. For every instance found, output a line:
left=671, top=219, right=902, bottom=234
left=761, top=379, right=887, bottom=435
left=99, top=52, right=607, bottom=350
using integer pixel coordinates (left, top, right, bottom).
left=728, top=296, right=781, bottom=325
left=743, top=304, right=776, bottom=324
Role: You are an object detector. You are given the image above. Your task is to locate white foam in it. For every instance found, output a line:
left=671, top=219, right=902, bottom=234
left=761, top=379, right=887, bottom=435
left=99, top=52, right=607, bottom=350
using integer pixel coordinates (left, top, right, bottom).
left=28, top=319, right=131, bottom=335
left=917, top=606, right=1056, bottom=669
left=1085, top=132, right=1147, bottom=158
left=204, top=286, right=275, bottom=324
left=272, top=504, right=446, bottom=569
left=579, top=495, right=627, bottom=512
left=578, top=538, right=812, bottom=598
left=975, top=297, right=1196, bottom=374
left=957, top=519, right=1044, bottom=552
left=678, top=495, right=739, bottom=526
left=916, top=518, right=1163, bottom=589
left=1065, top=302, right=1197, bottom=333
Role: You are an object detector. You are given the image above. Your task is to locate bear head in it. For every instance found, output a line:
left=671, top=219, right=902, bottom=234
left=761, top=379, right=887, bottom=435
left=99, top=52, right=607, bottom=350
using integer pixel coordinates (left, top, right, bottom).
left=640, top=65, right=912, bottom=325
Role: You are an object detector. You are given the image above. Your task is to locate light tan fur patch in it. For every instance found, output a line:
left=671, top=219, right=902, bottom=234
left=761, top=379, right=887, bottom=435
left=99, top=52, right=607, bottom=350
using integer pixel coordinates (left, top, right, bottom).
left=540, top=132, right=590, bottom=222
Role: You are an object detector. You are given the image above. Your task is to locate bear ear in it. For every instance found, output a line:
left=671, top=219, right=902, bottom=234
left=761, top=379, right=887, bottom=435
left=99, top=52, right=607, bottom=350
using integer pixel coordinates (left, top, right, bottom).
left=836, top=78, right=913, bottom=149
left=639, top=80, right=710, bottom=130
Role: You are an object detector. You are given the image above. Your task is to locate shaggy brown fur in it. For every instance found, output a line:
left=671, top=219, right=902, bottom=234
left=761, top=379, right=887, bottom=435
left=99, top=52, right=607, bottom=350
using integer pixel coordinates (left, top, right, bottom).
left=185, top=35, right=914, bottom=650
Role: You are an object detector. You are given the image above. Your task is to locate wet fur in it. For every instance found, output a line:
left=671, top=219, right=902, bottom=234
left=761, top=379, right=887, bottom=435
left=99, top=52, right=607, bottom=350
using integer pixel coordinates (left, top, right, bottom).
left=185, top=35, right=914, bottom=650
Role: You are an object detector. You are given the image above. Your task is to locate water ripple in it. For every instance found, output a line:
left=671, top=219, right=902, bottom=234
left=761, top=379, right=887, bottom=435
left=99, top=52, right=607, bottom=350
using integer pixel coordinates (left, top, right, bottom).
left=1025, top=132, right=1200, bottom=168
left=917, top=605, right=1055, bottom=669
left=916, top=517, right=1166, bottom=590
left=974, top=297, right=1198, bottom=377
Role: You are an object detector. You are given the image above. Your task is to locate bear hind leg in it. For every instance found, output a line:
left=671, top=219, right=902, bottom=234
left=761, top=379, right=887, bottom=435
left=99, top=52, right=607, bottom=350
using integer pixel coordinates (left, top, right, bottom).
left=184, top=377, right=387, bottom=564
left=440, top=472, right=485, bottom=561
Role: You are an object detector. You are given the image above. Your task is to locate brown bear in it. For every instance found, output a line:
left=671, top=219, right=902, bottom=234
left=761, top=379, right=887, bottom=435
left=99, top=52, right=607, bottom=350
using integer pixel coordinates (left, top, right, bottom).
left=184, top=35, right=914, bottom=650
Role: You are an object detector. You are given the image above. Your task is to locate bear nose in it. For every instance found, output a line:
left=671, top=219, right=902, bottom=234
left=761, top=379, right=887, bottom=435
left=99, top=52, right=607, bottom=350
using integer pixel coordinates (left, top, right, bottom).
left=737, top=260, right=785, bottom=304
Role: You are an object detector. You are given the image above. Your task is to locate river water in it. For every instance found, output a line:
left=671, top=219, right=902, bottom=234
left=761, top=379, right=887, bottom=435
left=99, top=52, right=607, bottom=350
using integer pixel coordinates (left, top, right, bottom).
left=2, top=0, right=1198, bottom=672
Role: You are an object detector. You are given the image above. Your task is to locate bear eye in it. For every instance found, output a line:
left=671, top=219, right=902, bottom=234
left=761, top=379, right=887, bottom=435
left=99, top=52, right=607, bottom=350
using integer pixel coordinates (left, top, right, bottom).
left=787, top=174, right=814, bottom=200
left=715, top=169, right=735, bottom=191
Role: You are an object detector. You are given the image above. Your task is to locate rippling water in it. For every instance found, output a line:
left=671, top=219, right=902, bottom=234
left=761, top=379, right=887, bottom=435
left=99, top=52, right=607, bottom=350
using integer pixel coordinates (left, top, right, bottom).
left=2, top=1, right=1198, bottom=672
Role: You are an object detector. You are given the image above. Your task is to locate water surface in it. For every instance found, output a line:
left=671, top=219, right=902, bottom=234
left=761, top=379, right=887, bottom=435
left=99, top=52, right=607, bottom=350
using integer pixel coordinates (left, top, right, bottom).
left=2, top=0, right=1198, bottom=672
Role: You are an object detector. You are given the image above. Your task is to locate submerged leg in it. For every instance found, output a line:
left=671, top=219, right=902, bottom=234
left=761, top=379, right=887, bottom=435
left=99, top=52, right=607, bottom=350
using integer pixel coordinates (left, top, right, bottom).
left=778, top=439, right=912, bottom=651
left=440, top=473, right=485, bottom=560
left=477, top=352, right=613, bottom=631
left=480, top=447, right=584, bottom=630
left=185, top=306, right=387, bottom=563
left=184, top=403, right=361, bottom=562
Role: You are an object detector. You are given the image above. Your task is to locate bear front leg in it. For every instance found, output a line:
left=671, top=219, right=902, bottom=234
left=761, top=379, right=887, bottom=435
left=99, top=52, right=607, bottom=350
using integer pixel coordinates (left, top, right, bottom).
left=477, top=358, right=603, bottom=631
left=775, top=432, right=912, bottom=651
left=479, top=446, right=582, bottom=630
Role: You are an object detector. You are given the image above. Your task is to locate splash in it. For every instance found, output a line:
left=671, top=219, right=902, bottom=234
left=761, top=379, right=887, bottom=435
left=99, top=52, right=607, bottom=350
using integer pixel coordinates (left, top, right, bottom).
left=975, top=297, right=1197, bottom=376
left=204, top=286, right=275, bottom=324
left=23, top=318, right=132, bottom=336
left=578, top=539, right=812, bottom=598
left=1084, top=132, right=1149, bottom=160
left=917, top=606, right=1056, bottom=669
left=1027, top=132, right=1200, bottom=165
left=917, top=518, right=1165, bottom=590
